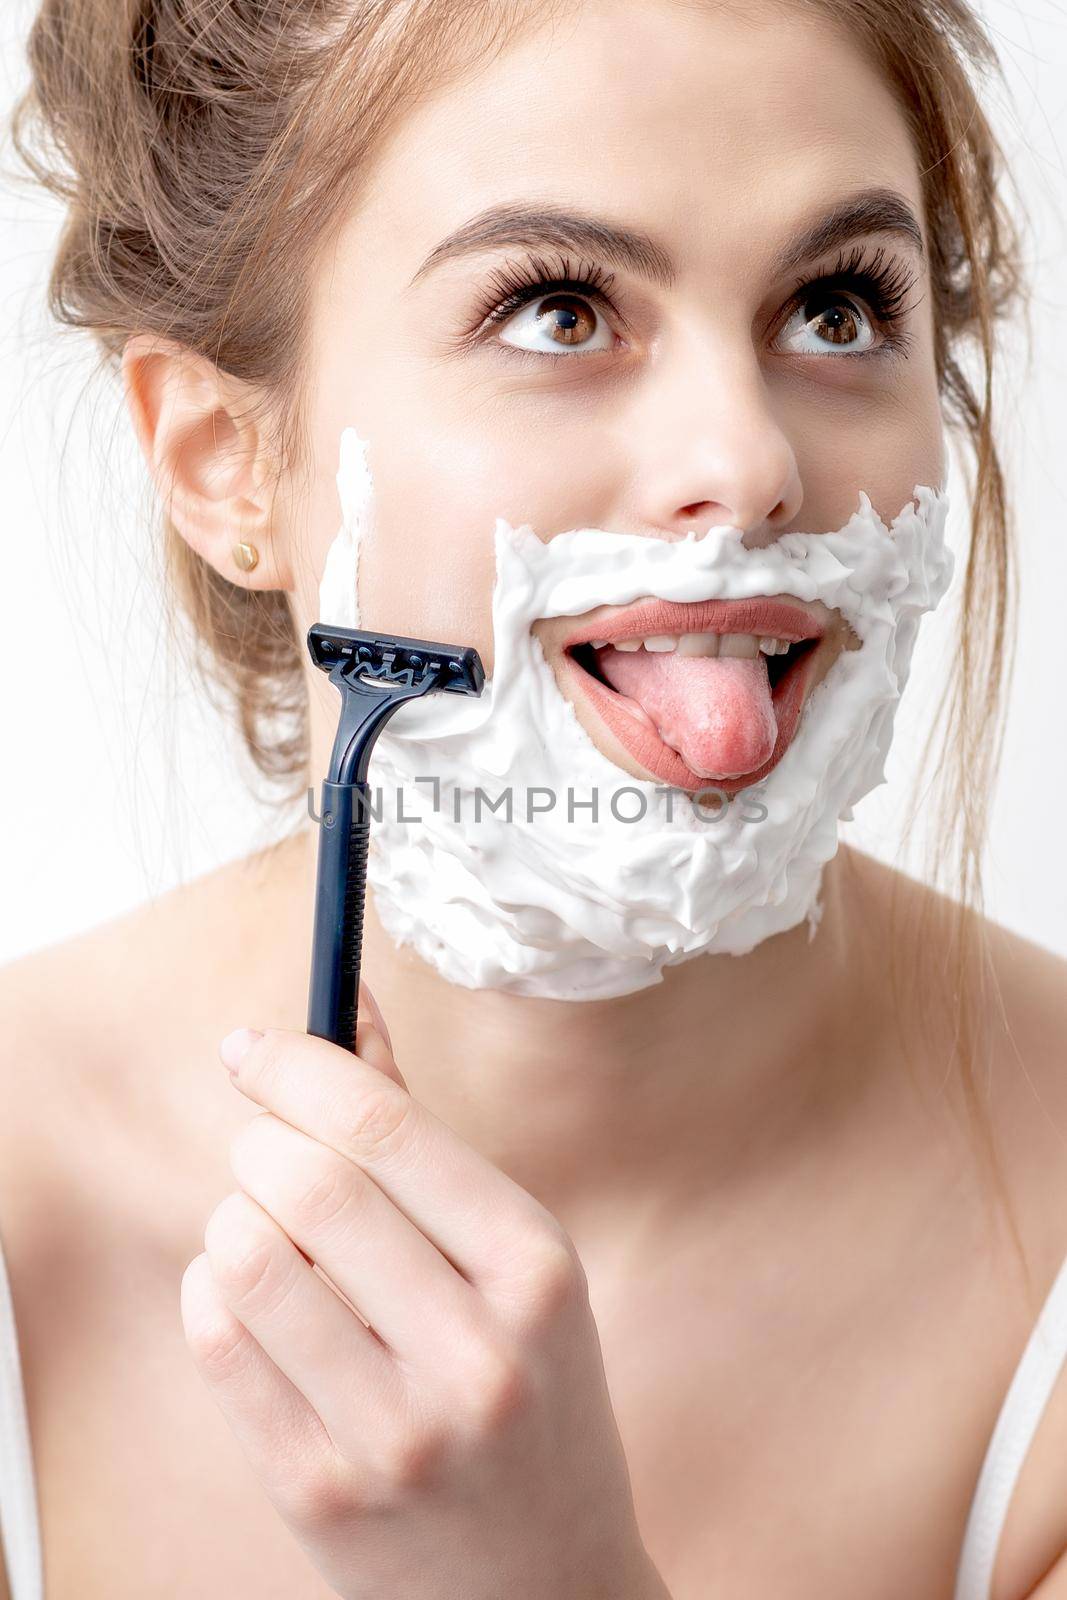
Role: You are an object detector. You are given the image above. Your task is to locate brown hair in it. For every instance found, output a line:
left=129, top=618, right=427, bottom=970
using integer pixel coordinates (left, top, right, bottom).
left=7, top=0, right=1034, bottom=1274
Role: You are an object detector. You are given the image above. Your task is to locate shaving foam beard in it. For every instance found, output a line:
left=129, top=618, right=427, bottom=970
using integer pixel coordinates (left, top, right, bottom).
left=318, top=428, right=954, bottom=1001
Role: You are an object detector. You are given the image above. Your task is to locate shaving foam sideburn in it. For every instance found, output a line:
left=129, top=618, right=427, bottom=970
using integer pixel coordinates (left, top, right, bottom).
left=318, top=428, right=953, bottom=1001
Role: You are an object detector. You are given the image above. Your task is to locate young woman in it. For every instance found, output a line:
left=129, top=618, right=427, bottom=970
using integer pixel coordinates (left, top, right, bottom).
left=2, top=0, right=1065, bottom=1596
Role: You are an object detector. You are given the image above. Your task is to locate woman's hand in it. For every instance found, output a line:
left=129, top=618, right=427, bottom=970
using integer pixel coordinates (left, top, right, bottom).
left=179, top=989, right=669, bottom=1600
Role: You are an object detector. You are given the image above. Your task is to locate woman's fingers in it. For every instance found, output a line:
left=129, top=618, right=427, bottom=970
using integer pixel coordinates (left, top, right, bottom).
left=357, top=979, right=395, bottom=1060
left=226, top=1028, right=569, bottom=1306
left=198, top=1189, right=409, bottom=1461
left=179, top=1245, right=344, bottom=1501
left=227, top=1113, right=493, bottom=1385
left=354, top=984, right=403, bottom=1086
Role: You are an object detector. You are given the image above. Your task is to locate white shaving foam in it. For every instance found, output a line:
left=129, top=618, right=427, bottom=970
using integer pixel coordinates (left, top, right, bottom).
left=318, top=427, right=953, bottom=1000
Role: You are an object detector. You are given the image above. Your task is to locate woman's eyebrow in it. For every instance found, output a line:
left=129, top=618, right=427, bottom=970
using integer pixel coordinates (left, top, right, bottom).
left=406, top=187, right=925, bottom=291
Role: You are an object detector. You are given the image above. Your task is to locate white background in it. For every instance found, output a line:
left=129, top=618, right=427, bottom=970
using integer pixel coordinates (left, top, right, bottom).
left=0, top=0, right=1064, bottom=966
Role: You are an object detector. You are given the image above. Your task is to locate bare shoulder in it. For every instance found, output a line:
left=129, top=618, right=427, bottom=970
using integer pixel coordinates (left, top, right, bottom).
left=0, top=839, right=274, bottom=1076
left=0, top=827, right=310, bottom=1031
left=982, top=914, right=1067, bottom=1064
left=0, top=835, right=311, bottom=1600
left=979, top=917, right=1067, bottom=1600
left=844, top=843, right=1066, bottom=1071
left=976, top=906, right=1067, bottom=1238
left=963, top=893, right=1065, bottom=1130
left=981, top=913, right=1067, bottom=1600
left=851, top=864, right=1067, bottom=1600
left=868, top=846, right=1066, bottom=1216
left=0, top=830, right=309, bottom=1232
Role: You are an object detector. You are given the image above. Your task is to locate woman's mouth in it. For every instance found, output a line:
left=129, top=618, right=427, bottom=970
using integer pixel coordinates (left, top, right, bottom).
left=559, top=596, right=834, bottom=796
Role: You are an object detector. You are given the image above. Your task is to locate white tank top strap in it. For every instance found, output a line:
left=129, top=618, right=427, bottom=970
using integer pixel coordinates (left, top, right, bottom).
left=955, top=1249, right=1067, bottom=1600
left=0, top=1227, right=43, bottom=1600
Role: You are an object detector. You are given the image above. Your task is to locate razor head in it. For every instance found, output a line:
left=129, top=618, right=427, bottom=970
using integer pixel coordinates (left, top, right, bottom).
left=308, top=624, right=484, bottom=697
left=308, top=623, right=485, bottom=785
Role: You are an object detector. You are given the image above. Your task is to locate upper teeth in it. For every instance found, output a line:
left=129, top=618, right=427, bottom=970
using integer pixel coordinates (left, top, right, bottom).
left=587, top=633, right=793, bottom=657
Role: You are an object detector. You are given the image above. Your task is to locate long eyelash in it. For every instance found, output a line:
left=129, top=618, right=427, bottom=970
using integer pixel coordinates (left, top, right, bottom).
left=465, top=241, right=920, bottom=358
left=788, top=242, right=920, bottom=357
left=466, top=250, right=617, bottom=336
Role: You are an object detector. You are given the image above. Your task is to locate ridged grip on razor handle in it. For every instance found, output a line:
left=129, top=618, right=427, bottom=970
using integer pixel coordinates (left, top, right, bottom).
left=307, top=780, right=372, bottom=1052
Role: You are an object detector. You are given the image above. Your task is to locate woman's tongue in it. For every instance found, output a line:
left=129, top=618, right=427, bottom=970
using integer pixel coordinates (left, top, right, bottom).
left=597, top=643, right=778, bottom=780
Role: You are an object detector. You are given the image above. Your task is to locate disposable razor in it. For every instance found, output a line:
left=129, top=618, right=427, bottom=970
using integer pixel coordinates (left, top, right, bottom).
left=306, top=624, right=485, bottom=1052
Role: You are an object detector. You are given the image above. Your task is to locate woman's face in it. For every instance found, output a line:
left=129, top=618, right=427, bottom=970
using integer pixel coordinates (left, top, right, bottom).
left=290, top=0, right=944, bottom=779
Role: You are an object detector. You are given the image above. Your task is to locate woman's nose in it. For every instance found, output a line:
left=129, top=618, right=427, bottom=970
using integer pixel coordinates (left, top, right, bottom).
left=626, top=338, right=804, bottom=543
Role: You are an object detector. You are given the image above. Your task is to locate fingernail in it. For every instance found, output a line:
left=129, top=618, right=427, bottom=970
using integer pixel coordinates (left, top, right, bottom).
left=362, top=989, right=393, bottom=1054
left=219, top=1028, right=263, bottom=1073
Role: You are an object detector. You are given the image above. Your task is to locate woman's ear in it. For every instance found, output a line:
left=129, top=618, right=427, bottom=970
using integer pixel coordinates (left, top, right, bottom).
left=121, top=333, right=292, bottom=590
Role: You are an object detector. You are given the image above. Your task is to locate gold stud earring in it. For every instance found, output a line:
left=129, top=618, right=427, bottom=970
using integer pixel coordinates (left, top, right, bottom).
left=232, top=541, right=259, bottom=573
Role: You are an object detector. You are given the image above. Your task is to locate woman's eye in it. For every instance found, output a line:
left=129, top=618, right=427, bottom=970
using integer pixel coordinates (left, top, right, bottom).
left=487, top=279, right=893, bottom=361
left=497, top=293, right=615, bottom=356
left=776, top=292, right=877, bottom=356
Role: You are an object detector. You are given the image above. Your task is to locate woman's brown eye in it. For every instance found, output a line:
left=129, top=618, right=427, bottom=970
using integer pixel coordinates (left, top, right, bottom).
left=778, top=293, right=876, bottom=356
left=498, top=293, right=614, bottom=356
left=811, top=303, right=861, bottom=345
left=536, top=295, right=597, bottom=346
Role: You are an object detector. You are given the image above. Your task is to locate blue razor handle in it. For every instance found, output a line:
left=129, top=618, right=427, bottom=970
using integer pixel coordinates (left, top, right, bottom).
left=306, top=624, right=484, bottom=1052
left=308, top=780, right=374, bottom=1054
